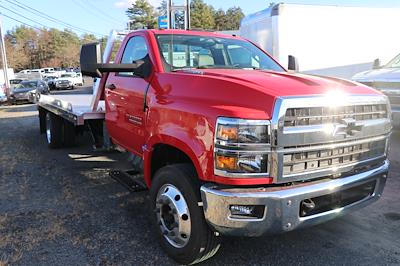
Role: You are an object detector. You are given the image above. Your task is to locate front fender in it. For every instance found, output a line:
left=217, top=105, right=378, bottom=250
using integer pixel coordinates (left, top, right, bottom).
left=144, top=125, right=213, bottom=187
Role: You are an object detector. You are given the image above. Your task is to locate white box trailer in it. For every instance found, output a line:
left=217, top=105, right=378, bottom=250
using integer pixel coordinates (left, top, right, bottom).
left=240, top=4, right=400, bottom=79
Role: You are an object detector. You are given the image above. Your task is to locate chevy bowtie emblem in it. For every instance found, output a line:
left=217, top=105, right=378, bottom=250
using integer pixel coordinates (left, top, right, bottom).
left=332, top=118, right=364, bottom=137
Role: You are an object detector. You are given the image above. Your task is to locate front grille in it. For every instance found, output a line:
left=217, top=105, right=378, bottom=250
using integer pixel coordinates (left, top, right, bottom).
left=272, top=95, right=390, bottom=183
left=284, top=104, right=388, bottom=127
left=282, top=138, right=386, bottom=176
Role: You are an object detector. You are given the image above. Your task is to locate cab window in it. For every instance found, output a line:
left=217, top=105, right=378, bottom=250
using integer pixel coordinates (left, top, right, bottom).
left=119, top=36, right=149, bottom=76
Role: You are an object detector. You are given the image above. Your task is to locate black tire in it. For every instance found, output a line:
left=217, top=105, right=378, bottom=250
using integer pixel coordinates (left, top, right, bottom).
left=63, top=120, right=76, bottom=147
left=150, top=164, right=220, bottom=265
left=46, top=112, right=63, bottom=148
left=38, top=107, right=46, bottom=134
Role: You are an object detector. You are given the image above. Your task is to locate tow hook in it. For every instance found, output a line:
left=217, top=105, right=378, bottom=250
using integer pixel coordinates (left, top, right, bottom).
left=301, top=198, right=316, bottom=216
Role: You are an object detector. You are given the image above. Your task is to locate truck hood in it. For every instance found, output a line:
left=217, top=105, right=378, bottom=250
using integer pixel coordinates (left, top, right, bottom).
left=352, top=68, right=400, bottom=82
left=159, top=69, right=380, bottom=120
left=180, top=69, right=379, bottom=97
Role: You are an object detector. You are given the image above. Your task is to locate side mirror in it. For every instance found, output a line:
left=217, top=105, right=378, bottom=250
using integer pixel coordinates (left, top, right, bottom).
left=288, top=55, right=299, bottom=72
left=372, top=58, right=381, bottom=69
left=80, top=42, right=102, bottom=78
left=80, top=43, right=152, bottom=78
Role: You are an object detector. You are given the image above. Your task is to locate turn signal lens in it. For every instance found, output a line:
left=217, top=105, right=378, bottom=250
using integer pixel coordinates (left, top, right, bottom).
left=216, top=155, right=238, bottom=171
left=215, top=153, right=268, bottom=173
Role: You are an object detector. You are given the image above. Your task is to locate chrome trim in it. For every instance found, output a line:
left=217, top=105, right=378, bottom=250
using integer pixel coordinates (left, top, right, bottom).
left=216, top=117, right=271, bottom=126
left=201, top=160, right=388, bottom=236
left=269, top=94, right=392, bottom=183
left=215, top=148, right=271, bottom=155
left=281, top=134, right=387, bottom=153
left=213, top=117, right=271, bottom=178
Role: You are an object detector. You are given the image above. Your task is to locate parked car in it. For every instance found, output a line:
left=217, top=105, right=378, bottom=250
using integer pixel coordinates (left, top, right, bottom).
left=9, top=80, right=49, bottom=104
left=10, top=79, right=24, bottom=90
left=44, top=76, right=58, bottom=90
left=18, top=69, right=31, bottom=74
left=352, top=53, right=400, bottom=127
left=55, top=72, right=84, bottom=90
left=43, top=71, right=59, bottom=79
left=43, top=67, right=55, bottom=73
left=0, top=84, right=6, bottom=103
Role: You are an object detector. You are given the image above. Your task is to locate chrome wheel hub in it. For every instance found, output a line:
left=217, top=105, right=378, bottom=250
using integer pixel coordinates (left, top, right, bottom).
left=45, top=113, right=51, bottom=144
left=156, top=184, right=191, bottom=248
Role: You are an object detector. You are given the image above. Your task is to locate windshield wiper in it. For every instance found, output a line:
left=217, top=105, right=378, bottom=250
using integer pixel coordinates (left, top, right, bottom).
left=197, top=65, right=243, bottom=69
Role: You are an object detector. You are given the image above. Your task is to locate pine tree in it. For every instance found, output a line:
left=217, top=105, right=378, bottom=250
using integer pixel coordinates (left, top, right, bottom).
left=190, top=0, right=215, bottom=30
left=126, top=0, right=157, bottom=29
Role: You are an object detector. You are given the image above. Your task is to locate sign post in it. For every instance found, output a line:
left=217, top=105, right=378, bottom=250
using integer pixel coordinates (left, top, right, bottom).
left=158, top=16, right=168, bottom=30
left=0, top=15, right=10, bottom=99
left=167, top=0, right=190, bottom=30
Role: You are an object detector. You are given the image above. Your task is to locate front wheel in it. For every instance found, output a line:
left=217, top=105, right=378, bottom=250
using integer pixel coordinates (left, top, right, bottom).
left=150, top=164, right=220, bottom=265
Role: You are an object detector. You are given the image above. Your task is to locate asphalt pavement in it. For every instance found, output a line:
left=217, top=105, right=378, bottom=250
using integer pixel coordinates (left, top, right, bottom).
left=0, top=89, right=399, bottom=265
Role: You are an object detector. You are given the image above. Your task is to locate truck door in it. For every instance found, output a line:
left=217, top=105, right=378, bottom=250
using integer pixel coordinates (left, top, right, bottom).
left=105, top=35, right=150, bottom=155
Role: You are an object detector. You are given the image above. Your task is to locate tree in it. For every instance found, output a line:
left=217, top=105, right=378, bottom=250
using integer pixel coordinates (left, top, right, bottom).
left=126, top=0, right=157, bottom=29
left=81, top=33, right=98, bottom=44
left=214, top=8, right=226, bottom=31
left=157, top=0, right=167, bottom=16
left=190, top=0, right=215, bottom=30
left=4, top=26, right=102, bottom=71
left=224, top=7, right=244, bottom=30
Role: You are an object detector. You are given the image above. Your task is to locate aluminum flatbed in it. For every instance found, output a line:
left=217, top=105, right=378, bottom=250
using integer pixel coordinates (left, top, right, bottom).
left=38, top=94, right=105, bottom=126
left=37, top=30, right=129, bottom=127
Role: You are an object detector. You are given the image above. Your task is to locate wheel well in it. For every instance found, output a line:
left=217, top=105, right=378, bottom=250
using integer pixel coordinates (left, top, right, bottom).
left=151, top=144, right=194, bottom=179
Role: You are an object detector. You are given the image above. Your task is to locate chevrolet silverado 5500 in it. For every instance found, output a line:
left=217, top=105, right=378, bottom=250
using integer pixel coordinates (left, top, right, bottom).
left=37, top=30, right=392, bottom=264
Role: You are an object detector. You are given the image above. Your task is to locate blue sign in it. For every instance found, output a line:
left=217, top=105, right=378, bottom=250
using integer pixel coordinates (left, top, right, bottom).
left=158, top=16, right=168, bottom=29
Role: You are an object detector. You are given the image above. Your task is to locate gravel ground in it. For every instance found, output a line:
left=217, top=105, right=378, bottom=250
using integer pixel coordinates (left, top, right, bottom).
left=0, top=92, right=399, bottom=265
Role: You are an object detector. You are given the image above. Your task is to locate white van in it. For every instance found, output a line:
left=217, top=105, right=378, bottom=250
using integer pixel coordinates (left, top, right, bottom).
left=43, top=68, right=55, bottom=73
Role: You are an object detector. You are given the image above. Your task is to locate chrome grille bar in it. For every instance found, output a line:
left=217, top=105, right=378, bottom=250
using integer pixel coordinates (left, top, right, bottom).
left=284, top=104, right=387, bottom=127
left=282, top=138, right=386, bottom=176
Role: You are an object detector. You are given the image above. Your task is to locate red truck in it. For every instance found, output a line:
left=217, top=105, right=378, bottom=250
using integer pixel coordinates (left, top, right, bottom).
left=37, top=29, right=392, bottom=264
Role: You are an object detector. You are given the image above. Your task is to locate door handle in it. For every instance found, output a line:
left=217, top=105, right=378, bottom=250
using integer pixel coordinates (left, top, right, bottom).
left=106, top=83, right=116, bottom=90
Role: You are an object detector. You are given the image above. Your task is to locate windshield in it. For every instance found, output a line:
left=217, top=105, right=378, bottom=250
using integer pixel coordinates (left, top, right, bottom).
left=156, top=34, right=284, bottom=72
left=15, top=81, right=37, bottom=89
left=385, top=53, right=400, bottom=68
left=61, top=74, right=74, bottom=78
left=10, top=79, right=22, bottom=84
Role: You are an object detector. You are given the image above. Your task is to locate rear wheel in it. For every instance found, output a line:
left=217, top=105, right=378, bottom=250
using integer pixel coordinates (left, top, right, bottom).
left=150, top=164, right=220, bottom=265
left=45, top=112, right=63, bottom=148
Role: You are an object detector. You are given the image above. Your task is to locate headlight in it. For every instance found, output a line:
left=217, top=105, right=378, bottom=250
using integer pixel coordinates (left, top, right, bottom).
left=214, top=117, right=270, bottom=177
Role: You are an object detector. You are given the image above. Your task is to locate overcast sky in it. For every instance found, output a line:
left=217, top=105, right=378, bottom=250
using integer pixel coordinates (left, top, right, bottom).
left=2, top=0, right=400, bottom=37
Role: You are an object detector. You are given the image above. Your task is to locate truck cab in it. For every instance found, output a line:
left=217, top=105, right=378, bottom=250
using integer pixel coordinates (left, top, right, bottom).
left=41, top=29, right=391, bottom=264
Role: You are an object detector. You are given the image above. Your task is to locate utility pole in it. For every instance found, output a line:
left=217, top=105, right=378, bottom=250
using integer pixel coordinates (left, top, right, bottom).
left=0, top=14, right=10, bottom=98
left=167, top=0, right=190, bottom=30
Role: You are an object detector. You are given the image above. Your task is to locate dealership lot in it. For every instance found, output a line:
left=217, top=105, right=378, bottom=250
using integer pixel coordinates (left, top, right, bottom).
left=0, top=94, right=399, bottom=265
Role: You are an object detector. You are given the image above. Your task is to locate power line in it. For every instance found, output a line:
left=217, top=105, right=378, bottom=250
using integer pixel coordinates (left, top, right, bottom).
left=1, top=13, right=42, bottom=31
left=83, top=0, right=126, bottom=24
left=4, top=0, right=105, bottom=37
left=70, top=0, right=124, bottom=25
left=0, top=5, right=48, bottom=28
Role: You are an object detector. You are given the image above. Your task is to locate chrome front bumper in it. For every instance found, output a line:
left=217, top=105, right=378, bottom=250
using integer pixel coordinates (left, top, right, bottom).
left=200, top=160, right=389, bottom=237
